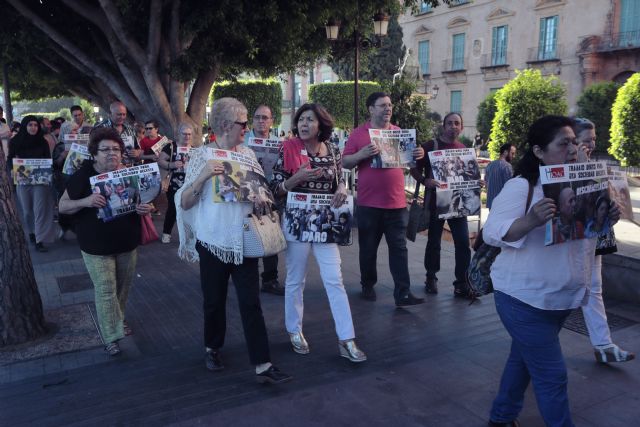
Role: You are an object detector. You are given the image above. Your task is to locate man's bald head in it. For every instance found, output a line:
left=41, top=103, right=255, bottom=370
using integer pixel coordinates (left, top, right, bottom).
left=110, top=101, right=127, bottom=125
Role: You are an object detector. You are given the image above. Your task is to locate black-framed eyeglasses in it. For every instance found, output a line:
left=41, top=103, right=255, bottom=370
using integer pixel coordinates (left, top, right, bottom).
left=97, top=147, right=122, bottom=153
left=234, top=121, right=248, bottom=129
left=254, top=115, right=271, bottom=121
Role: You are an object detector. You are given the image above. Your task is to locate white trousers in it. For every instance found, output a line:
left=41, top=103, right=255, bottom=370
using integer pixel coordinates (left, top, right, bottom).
left=285, top=241, right=355, bottom=341
left=583, top=255, right=612, bottom=347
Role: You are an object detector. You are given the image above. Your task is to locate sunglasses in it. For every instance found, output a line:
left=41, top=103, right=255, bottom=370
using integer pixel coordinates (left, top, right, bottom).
left=234, top=121, right=248, bottom=129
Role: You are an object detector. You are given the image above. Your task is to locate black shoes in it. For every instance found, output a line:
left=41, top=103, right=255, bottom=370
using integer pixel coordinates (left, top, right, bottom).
left=256, top=365, right=293, bottom=384
left=488, top=419, right=520, bottom=427
left=35, top=242, right=48, bottom=252
left=205, top=350, right=224, bottom=371
left=261, top=279, right=285, bottom=296
left=396, top=293, right=425, bottom=307
left=29, top=233, right=36, bottom=244
left=424, top=277, right=438, bottom=294
left=361, top=286, right=377, bottom=301
left=454, top=281, right=473, bottom=299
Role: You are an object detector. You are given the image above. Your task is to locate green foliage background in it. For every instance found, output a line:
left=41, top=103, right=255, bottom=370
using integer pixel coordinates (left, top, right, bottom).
left=210, top=80, right=282, bottom=126
left=382, top=79, right=435, bottom=143
left=476, top=91, right=498, bottom=144
left=489, top=69, right=567, bottom=159
left=576, top=81, right=620, bottom=153
left=609, top=73, right=640, bottom=166
left=308, top=81, right=382, bottom=129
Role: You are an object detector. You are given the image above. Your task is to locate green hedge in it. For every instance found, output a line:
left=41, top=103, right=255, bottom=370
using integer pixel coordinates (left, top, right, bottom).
left=609, top=73, right=640, bottom=166
left=308, top=81, right=382, bottom=129
left=576, top=81, right=620, bottom=153
left=489, top=69, right=567, bottom=160
left=476, top=91, right=498, bottom=145
left=210, top=80, right=282, bottom=125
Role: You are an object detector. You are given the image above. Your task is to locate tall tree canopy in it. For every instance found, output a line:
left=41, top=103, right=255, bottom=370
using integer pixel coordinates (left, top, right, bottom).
left=0, top=0, right=438, bottom=137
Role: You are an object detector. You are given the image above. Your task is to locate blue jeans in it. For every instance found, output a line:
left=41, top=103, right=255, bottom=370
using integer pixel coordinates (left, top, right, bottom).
left=425, top=215, right=470, bottom=284
left=490, top=291, right=574, bottom=427
left=357, top=206, right=411, bottom=302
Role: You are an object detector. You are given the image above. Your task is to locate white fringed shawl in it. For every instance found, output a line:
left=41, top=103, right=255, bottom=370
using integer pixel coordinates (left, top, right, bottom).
left=175, top=145, right=253, bottom=264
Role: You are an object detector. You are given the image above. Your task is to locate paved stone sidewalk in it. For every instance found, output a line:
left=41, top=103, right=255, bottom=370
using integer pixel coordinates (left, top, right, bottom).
left=1, top=218, right=639, bottom=426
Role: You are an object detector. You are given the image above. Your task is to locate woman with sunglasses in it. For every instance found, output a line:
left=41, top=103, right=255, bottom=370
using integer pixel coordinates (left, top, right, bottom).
left=59, top=127, right=153, bottom=356
left=176, top=97, right=291, bottom=384
left=573, top=117, right=634, bottom=363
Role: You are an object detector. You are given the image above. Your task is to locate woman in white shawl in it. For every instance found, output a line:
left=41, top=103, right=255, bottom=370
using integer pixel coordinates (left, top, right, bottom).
left=175, top=97, right=291, bottom=385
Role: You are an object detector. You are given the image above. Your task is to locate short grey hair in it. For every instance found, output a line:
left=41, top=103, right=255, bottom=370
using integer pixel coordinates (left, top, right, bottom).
left=177, top=122, right=194, bottom=144
left=209, top=97, right=247, bottom=135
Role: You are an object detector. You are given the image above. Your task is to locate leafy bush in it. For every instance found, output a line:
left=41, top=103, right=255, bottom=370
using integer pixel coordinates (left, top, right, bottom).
left=382, top=78, right=436, bottom=143
left=609, top=73, right=640, bottom=166
left=489, top=69, right=567, bottom=159
left=576, top=81, right=620, bottom=153
left=459, top=135, right=472, bottom=147
left=308, top=81, right=381, bottom=129
left=476, top=91, right=498, bottom=144
left=211, top=80, right=282, bottom=125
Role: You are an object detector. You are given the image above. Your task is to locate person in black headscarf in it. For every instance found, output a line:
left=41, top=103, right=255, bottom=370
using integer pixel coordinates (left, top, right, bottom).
left=7, top=115, right=56, bottom=252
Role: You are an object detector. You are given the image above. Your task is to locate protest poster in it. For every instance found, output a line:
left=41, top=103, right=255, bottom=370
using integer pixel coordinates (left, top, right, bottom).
left=369, top=128, right=417, bottom=168
left=89, top=163, right=161, bottom=222
left=248, top=137, right=281, bottom=179
left=540, top=161, right=609, bottom=246
left=62, top=133, right=90, bottom=150
left=174, top=146, right=194, bottom=173
left=12, top=159, right=53, bottom=185
left=283, top=192, right=354, bottom=245
left=205, top=148, right=274, bottom=204
left=62, top=143, right=91, bottom=175
left=428, top=148, right=482, bottom=219
left=608, top=168, right=633, bottom=220
left=150, top=136, right=171, bottom=156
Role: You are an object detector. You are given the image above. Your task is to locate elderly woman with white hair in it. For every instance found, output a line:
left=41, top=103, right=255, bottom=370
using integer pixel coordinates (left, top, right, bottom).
left=176, top=97, right=292, bottom=384
left=158, top=122, right=195, bottom=243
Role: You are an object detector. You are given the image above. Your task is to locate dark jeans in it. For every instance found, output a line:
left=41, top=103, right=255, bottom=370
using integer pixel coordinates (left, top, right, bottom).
left=196, top=241, right=271, bottom=365
left=425, top=214, right=470, bottom=284
left=260, top=254, right=279, bottom=282
left=357, top=206, right=410, bottom=301
left=490, top=291, right=574, bottom=426
left=162, top=189, right=177, bottom=235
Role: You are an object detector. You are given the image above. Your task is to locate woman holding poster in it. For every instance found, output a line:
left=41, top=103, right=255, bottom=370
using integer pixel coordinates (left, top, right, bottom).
left=482, top=116, right=621, bottom=426
left=573, top=117, right=634, bottom=364
left=175, top=97, right=291, bottom=384
left=59, top=127, right=152, bottom=356
left=271, top=103, right=366, bottom=363
left=7, top=115, right=56, bottom=252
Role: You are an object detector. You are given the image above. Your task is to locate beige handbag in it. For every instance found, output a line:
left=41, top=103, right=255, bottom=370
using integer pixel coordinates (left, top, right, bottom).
left=243, top=211, right=287, bottom=258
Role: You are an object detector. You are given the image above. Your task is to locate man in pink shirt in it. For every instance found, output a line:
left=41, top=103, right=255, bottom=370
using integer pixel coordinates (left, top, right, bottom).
left=343, top=92, right=425, bottom=306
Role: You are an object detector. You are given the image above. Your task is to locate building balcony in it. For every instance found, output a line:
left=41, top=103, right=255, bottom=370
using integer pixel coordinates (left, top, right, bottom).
left=526, top=44, right=563, bottom=64
left=442, top=58, right=467, bottom=73
left=579, top=31, right=640, bottom=53
left=480, top=52, right=511, bottom=69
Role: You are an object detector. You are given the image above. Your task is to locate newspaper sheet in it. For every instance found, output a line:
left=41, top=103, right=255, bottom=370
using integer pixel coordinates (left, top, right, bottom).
left=540, top=162, right=609, bottom=246
left=428, top=148, right=482, bottom=219
left=62, top=133, right=90, bottom=150
left=283, top=192, right=354, bottom=245
left=247, top=137, right=281, bottom=180
left=12, top=158, right=53, bottom=185
left=89, top=163, right=161, bottom=222
left=369, top=129, right=417, bottom=168
left=150, top=136, right=171, bottom=156
left=62, top=143, right=91, bottom=175
left=608, top=168, right=633, bottom=220
left=205, top=148, right=274, bottom=204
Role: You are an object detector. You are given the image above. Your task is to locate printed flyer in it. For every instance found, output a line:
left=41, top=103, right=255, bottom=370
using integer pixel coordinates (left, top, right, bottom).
left=283, top=192, right=354, bottom=245
left=89, top=163, right=161, bottom=222
left=540, top=162, right=609, bottom=246
left=62, top=143, right=91, bottom=175
left=62, top=133, right=90, bottom=150
left=428, top=148, right=482, bottom=219
left=608, top=168, right=633, bottom=220
left=247, top=137, right=281, bottom=179
left=12, top=159, right=53, bottom=185
left=205, top=148, right=274, bottom=204
left=151, top=136, right=171, bottom=156
left=369, top=128, right=417, bottom=168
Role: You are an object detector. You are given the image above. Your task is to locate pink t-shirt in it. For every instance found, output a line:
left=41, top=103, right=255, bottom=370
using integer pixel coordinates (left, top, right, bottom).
left=343, top=122, right=406, bottom=209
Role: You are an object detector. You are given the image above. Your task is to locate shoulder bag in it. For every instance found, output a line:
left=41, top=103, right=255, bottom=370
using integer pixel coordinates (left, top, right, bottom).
left=243, top=208, right=287, bottom=258
left=466, top=181, right=533, bottom=299
left=406, top=139, right=436, bottom=242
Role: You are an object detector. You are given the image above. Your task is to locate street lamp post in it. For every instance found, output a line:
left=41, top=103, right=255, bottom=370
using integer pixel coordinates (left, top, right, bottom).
left=326, top=5, right=389, bottom=128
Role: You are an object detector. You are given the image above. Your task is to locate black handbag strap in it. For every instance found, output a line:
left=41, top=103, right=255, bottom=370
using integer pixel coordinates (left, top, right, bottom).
left=525, top=181, right=534, bottom=214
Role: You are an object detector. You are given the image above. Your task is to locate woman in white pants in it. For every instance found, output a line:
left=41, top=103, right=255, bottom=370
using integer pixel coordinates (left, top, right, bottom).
left=574, top=117, right=634, bottom=363
left=271, top=103, right=365, bottom=363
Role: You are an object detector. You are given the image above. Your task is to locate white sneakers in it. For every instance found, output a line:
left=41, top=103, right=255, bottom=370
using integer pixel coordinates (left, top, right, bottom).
left=161, top=233, right=171, bottom=244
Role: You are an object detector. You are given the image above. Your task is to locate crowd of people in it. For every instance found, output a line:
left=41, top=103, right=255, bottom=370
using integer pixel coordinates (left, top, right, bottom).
left=2, top=92, right=635, bottom=425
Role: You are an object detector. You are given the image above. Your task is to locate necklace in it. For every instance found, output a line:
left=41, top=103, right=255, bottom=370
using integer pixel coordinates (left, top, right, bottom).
left=305, top=141, right=322, bottom=157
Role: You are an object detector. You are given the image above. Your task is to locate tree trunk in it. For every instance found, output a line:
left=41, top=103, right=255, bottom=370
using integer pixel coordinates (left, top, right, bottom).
left=0, top=144, right=48, bottom=347
left=1, top=62, right=12, bottom=124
